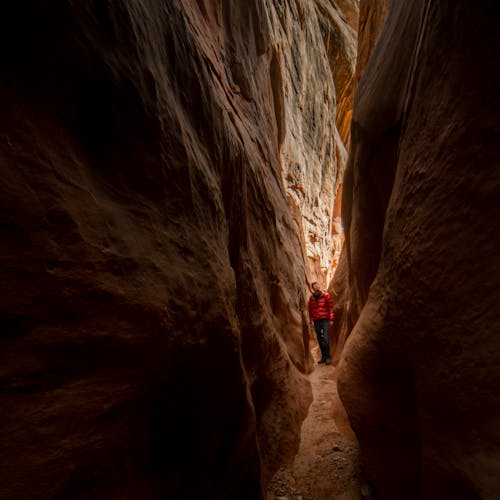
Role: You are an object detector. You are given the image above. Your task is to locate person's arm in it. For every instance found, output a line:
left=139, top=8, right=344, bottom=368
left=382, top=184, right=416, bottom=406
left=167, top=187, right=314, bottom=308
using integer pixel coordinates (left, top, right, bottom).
left=326, top=293, right=334, bottom=321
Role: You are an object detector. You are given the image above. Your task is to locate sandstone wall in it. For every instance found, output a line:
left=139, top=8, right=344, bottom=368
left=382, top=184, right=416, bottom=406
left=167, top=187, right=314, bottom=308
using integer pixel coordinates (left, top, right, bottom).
left=0, top=1, right=354, bottom=497
left=354, top=0, right=390, bottom=85
left=336, top=0, right=500, bottom=498
left=267, top=0, right=357, bottom=288
left=329, top=0, right=389, bottom=362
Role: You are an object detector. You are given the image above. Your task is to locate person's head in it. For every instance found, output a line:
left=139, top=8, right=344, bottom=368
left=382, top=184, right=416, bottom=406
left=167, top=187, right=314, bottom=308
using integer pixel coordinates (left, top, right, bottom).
left=311, top=282, right=321, bottom=293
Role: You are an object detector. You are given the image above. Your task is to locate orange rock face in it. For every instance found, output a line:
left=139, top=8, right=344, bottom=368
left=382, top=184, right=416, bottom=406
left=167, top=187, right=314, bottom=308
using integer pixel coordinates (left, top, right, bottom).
left=0, top=1, right=347, bottom=497
left=336, top=1, right=500, bottom=498
left=354, top=0, right=390, bottom=85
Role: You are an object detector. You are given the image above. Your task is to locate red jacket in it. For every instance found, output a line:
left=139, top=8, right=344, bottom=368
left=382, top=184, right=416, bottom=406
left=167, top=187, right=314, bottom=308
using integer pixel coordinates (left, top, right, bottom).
left=308, top=292, right=334, bottom=321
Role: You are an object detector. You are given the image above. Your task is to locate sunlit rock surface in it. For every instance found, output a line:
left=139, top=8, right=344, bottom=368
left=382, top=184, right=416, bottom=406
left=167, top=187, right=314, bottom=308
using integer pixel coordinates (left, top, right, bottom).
left=336, top=1, right=500, bottom=498
left=0, top=1, right=358, bottom=497
left=265, top=0, right=357, bottom=286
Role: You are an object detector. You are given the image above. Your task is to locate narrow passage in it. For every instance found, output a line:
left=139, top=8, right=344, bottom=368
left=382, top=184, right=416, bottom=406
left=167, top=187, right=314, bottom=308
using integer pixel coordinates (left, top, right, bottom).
left=267, top=357, right=372, bottom=500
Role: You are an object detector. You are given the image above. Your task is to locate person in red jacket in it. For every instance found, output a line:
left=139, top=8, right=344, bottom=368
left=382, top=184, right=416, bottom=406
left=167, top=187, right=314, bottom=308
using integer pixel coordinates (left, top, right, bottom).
left=308, top=281, right=334, bottom=364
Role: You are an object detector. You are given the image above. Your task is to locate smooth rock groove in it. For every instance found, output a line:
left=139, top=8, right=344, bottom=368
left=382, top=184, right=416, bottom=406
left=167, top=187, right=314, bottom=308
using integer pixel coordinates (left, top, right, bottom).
left=335, top=1, right=500, bottom=498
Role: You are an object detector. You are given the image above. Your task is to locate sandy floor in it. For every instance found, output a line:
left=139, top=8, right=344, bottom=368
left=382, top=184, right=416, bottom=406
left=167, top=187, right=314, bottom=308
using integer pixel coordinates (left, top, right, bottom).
left=267, top=354, right=374, bottom=500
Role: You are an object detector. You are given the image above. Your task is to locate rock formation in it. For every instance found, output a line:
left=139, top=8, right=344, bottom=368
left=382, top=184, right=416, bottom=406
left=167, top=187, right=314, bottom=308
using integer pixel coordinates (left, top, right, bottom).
left=266, top=0, right=357, bottom=287
left=0, top=1, right=358, bottom=497
left=329, top=0, right=389, bottom=363
left=336, top=0, right=500, bottom=498
left=354, top=0, right=390, bottom=85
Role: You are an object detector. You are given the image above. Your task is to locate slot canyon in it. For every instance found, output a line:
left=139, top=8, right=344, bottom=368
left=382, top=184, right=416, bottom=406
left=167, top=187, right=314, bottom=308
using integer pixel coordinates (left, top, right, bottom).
left=0, top=0, right=498, bottom=499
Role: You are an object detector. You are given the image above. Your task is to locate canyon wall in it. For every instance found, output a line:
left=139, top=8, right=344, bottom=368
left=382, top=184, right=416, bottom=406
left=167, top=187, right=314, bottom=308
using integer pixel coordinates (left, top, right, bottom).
left=329, top=0, right=389, bottom=363
left=336, top=0, right=500, bottom=498
left=354, top=0, right=390, bottom=84
left=0, top=1, right=354, bottom=498
left=269, top=0, right=357, bottom=287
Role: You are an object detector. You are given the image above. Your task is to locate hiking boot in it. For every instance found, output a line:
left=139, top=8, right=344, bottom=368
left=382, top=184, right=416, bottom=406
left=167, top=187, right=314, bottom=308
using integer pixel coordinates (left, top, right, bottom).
left=325, top=357, right=332, bottom=365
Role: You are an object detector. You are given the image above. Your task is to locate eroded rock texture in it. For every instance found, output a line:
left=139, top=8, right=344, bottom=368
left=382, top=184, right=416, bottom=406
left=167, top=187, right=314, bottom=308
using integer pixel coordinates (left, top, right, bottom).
left=354, top=0, right=390, bottom=85
left=336, top=1, right=500, bottom=498
left=329, top=0, right=388, bottom=363
left=0, top=1, right=354, bottom=497
left=267, top=0, right=357, bottom=287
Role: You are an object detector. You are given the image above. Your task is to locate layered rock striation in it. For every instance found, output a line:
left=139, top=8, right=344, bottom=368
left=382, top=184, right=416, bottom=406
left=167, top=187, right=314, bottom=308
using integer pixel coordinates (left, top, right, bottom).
left=0, top=1, right=355, bottom=497
left=336, top=0, right=500, bottom=498
left=266, top=0, right=357, bottom=287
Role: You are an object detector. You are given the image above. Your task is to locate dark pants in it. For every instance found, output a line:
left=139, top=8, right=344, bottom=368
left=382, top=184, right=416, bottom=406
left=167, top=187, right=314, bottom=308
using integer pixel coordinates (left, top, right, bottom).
left=313, top=319, right=331, bottom=359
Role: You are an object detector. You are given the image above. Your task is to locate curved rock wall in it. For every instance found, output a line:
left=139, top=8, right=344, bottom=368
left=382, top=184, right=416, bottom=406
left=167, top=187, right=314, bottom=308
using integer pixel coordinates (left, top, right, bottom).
left=267, top=0, right=357, bottom=287
left=354, top=0, right=390, bottom=85
left=336, top=1, right=500, bottom=498
left=0, top=1, right=355, bottom=497
left=329, top=0, right=388, bottom=362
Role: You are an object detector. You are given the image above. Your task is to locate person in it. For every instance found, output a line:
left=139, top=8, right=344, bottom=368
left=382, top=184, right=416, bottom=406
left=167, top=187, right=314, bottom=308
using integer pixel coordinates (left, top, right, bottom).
left=308, top=282, right=334, bottom=364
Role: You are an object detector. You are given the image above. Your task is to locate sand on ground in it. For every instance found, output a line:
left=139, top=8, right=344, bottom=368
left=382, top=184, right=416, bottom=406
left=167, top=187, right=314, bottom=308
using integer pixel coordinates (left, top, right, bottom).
left=267, top=346, right=375, bottom=500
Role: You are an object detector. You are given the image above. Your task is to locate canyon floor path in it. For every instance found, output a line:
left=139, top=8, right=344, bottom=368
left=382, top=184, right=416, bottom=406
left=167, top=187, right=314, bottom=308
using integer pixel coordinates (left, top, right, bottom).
left=267, top=356, right=374, bottom=500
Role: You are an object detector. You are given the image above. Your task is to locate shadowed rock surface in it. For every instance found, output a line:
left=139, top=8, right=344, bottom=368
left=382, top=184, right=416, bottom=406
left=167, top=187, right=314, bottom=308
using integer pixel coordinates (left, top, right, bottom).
left=336, top=1, right=500, bottom=498
left=354, top=0, right=390, bottom=85
left=328, top=0, right=389, bottom=363
left=0, top=0, right=358, bottom=497
left=0, top=0, right=358, bottom=498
